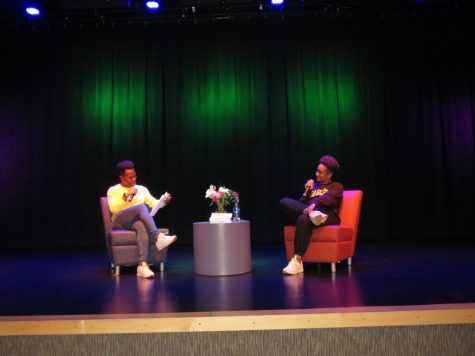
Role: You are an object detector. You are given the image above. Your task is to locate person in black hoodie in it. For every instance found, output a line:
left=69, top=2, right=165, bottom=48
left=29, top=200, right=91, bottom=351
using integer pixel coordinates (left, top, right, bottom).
left=280, top=155, right=343, bottom=275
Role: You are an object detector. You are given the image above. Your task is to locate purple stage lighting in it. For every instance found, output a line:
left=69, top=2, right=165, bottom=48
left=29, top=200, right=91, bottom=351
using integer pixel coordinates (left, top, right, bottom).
left=270, top=0, right=284, bottom=5
left=145, top=1, right=160, bottom=10
left=25, top=7, right=40, bottom=16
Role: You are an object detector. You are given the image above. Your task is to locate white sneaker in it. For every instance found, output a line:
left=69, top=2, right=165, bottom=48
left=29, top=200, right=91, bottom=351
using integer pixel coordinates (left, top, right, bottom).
left=309, top=210, right=328, bottom=226
left=156, top=233, right=177, bottom=252
left=283, top=257, right=304, bottom=275
left=137, top=264, right=155, bottom=278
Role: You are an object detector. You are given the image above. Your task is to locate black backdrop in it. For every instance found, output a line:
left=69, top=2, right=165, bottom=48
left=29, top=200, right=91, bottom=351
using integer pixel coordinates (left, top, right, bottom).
left=0, top=15, right=474, bottom=249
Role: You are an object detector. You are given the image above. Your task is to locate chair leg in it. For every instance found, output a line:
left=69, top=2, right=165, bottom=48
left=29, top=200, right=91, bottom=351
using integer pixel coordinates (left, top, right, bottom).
left=348, top=257, right=352, bottom=266
left=110, top=263, right=116, bottom=276
left=159, top=262, right=165, bottom=272
left=331, top=263, right=336, bottom=273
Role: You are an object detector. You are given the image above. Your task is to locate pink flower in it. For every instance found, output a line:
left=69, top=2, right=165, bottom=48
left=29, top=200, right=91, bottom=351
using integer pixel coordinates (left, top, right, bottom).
left=205, top=184, right=239, bottom=209
left=212, top=191, right=224, bottom=202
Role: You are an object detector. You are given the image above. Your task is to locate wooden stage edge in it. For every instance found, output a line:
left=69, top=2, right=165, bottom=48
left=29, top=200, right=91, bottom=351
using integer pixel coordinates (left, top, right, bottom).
left=1, top=303, right=474, bottom=336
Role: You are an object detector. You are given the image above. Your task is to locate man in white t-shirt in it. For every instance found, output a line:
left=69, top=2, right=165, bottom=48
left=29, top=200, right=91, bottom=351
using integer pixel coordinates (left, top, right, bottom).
left=107, top=160, right=177, bottom=278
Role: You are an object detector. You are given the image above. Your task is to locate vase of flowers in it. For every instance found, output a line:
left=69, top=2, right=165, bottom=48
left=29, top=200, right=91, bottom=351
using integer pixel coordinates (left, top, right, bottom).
left=205, top=185, right=239, bottom=223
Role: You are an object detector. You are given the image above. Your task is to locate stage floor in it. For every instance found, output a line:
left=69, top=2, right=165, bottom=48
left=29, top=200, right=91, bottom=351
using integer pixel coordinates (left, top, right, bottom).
left=1, top=240, right=475, bottom=317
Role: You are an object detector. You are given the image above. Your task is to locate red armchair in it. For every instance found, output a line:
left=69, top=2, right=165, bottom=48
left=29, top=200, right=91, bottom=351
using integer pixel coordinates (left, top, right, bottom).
left=284, top=190, right=363, bottom=272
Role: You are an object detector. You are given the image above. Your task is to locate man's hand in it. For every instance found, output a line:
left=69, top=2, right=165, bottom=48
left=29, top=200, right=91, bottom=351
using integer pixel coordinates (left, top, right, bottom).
left=161, top=192, right=172, bottom=204
left=122, top=187, right=138, bottom=201
left=303, top=203, right=315, bottom=215
left=128, top=187, right=138, bottom=195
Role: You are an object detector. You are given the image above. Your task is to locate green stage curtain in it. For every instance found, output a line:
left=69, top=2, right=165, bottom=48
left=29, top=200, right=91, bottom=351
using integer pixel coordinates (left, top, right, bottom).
left=0, top=17, right=474, bottom=248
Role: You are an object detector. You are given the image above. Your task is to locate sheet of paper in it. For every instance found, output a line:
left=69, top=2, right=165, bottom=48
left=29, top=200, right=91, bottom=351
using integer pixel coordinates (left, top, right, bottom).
left=150, top=192, right=168, bottom=217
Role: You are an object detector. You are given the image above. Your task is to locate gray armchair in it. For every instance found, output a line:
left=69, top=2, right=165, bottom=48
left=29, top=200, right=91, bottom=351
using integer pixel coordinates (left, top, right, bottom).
left=100, top=197, right=169, bottom=276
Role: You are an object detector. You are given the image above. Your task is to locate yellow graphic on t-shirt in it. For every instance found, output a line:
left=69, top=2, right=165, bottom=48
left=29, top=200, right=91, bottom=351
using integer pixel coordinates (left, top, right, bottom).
left=310, top=188, right=328, bottom=198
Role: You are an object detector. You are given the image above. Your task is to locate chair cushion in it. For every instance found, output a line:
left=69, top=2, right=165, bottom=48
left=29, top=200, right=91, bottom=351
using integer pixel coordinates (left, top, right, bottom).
left=284, top=225, right=353, bottom=242
left=108, top=230, right=137, bottom=246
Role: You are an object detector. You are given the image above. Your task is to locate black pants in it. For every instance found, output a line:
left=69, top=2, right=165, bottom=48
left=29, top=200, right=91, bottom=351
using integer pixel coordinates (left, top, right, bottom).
left=280, top=198, right=340, bottom=256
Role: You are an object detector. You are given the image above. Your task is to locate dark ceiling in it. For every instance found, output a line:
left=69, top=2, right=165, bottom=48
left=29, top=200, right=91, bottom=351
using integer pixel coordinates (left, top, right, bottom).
left=0, top=0, right=473, bottom=31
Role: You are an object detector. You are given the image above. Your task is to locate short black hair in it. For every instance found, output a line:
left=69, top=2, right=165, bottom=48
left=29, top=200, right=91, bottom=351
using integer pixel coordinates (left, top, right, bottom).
left=116, top=160, right=134, bottom=176
left=319, top=155, right=340, bottom=173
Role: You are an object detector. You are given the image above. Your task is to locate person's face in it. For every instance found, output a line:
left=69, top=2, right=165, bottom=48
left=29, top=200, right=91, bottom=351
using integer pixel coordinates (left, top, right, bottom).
left=120, top=168, right=137, bottom=187
left=315, top=164, right=332, bottom=183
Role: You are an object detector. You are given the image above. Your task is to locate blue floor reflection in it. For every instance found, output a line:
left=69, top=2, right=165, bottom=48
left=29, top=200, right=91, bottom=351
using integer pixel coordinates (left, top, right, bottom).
left=0, top=240, right=474, bottom=316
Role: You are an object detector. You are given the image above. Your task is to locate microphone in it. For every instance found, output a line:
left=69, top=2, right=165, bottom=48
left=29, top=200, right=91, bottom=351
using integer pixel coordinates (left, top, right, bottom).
left=304, top=180, right=314, bottom=196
